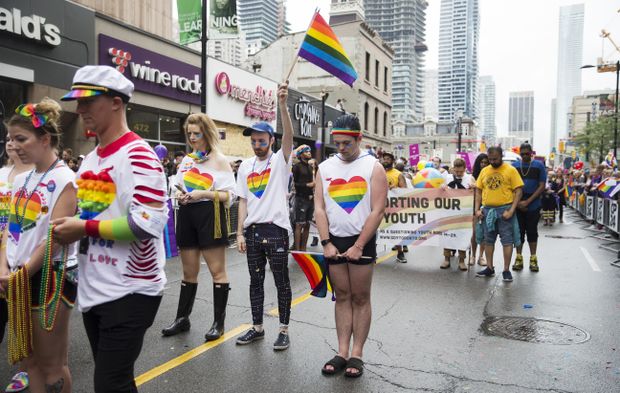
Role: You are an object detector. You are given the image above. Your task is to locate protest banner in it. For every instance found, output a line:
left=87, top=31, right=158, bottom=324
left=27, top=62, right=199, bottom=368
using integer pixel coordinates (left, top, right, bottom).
left=378, top=188, right=473, bottom=250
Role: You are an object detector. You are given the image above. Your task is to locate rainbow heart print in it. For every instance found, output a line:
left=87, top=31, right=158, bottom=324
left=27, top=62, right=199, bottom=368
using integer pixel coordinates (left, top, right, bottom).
left=247, top=168, right=271, bottom=199
left=8, top=189, right=42, bottom=241
left=183, top=168, right=214, bottom=192
left=327, top=176, right=367, bottom=214
left=77, top=170, right=116, bottom=220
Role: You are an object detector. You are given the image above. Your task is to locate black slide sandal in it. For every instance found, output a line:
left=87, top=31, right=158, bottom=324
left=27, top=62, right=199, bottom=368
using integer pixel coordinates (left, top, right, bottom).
left=321, top=355, right=347, bottom=375
left=344, top=357, right=364, bottom=378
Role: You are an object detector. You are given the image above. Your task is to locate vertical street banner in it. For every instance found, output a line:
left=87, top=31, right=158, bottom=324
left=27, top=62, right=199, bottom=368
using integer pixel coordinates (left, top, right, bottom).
left=378, top=188, right=473, bottom=250
left=409, top=144, right=420, bottom=167
left=177, top=0, right=202, bottom=45
left=209, top=0, right=239, bottom=38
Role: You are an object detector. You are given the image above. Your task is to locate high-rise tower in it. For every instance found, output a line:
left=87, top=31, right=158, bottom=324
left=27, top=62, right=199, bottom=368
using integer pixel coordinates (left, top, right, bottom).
left=437, top=0, right=479, bottom=123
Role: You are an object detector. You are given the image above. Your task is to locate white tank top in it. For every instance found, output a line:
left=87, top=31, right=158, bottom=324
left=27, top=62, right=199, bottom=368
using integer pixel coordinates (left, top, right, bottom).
left=319, top=152, right=377, bottom=237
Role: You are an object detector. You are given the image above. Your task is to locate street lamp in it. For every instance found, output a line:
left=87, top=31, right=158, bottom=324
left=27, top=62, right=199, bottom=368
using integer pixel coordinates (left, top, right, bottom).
left=581, top=61, right=620, bottom=160
left=455, top=109, right=463, bottom=153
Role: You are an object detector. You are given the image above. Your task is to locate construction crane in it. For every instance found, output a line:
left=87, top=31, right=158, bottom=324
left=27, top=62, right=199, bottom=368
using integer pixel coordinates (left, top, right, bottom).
left=598, top=17, right=620, bottom=73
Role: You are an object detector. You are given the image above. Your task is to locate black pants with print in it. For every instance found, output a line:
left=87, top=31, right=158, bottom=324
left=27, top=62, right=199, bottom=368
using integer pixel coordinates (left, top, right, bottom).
left=245, top=223, right=291, bottom=326
left=82, top=294, right=162, bottom=393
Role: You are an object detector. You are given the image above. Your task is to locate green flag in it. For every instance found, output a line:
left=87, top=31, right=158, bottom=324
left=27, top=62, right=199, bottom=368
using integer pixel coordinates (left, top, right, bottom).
left=177, top=0, right=202, bottom=45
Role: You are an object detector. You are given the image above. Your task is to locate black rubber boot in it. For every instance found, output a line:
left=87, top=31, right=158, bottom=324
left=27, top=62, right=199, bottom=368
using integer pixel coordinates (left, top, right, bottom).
left=205, top=283, right=230, bottom=341
left=162, top=281, right=197, bottom=337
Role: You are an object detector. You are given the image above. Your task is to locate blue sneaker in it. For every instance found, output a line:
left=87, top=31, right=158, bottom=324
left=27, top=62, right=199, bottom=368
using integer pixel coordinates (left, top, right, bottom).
left=502, top=271, right=513, bottom=282
left=476, top=267, right=495, bottom=277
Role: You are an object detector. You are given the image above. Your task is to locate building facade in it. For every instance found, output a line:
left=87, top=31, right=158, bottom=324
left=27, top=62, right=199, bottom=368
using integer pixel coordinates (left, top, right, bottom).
left=244, top=16, right=394, bottom=151
left=508, top=91, right=534, bottom=143
left=424, top=69, right=438, bottom=121
left=569, top=90, right=616, bottom=138
left=364, top=0, right=428, bottom=125
left=553, top=4, right=584, bottom=148
left=238, top=0, right=288, bottom=56
left=478, top=75, right=496, bottom=145
left=437, top=0, right=479, bottom=123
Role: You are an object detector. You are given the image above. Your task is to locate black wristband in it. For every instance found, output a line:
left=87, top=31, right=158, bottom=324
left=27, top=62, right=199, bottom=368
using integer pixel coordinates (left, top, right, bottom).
left=321, top=239, right=332, bottom=246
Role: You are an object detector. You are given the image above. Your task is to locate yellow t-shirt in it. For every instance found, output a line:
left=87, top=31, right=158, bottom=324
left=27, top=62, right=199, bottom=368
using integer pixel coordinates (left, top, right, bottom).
left=476, top=163, right=524, bottom=207
left=385, top=168, right=402, bottom=189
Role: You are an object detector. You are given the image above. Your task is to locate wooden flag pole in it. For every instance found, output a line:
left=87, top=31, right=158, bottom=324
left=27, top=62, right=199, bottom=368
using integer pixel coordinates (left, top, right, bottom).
left=283, top=8, right=320, bottom=83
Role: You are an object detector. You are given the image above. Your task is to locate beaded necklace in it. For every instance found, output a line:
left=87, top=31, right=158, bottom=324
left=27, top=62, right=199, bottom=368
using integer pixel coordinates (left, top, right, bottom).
left=250, top=153, right=273, bottom=191
left=39, top=225, right=68, bottom=331
left=7, top=264, right=32, bottom=364
left=14, top=159, right=59, bottom=227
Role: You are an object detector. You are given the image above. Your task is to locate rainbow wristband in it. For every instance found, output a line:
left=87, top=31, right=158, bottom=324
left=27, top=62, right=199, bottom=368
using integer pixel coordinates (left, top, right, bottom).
left=85, top=216, right=138, bottom=241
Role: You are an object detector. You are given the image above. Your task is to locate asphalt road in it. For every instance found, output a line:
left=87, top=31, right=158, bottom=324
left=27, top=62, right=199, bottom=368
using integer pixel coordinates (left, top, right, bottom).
left=1, top=208, right=619, bottom=392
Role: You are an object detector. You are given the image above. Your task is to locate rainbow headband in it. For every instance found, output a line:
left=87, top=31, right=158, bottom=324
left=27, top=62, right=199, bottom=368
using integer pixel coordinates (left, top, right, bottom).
left=331, top=128, right=361, bottom=137
left=15, top=104, right=48, bottom=128
left=61, top=84, right=108, bottom=100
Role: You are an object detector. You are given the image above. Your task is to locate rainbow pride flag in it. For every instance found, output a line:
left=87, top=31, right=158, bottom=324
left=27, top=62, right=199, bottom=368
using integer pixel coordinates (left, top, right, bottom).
left=597, top=178, right=617, bottom=198
left=298, top=11, right=358, bottom=86
left=291, top=251, right=334, bottom=300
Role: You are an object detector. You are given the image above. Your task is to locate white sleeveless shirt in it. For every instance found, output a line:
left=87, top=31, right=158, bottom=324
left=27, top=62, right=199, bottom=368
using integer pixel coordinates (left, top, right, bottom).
left=319, top=152, right=377, bottom=237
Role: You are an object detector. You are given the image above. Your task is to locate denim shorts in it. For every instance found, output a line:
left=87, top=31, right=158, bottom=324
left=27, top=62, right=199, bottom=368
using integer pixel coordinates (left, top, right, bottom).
left=482, top=206, right=515, bottom=246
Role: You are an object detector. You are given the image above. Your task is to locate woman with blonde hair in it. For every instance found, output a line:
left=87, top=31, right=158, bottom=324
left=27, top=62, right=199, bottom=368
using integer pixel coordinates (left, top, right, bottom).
left=0, top=98, right=78, bottom=393
left=162, top=113, right=236, bottom=341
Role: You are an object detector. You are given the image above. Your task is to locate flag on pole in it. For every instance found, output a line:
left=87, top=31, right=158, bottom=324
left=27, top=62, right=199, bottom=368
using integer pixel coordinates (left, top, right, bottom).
left=291, top=251, right=335, bottom=300
left=298, top=11, right=358, bottom=86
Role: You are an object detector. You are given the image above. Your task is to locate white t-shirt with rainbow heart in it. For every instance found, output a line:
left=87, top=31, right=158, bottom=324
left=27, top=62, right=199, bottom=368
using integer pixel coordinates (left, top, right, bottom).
left=318, top=153, right=377, bottom=237
left=235, top=149, right=292, bottom=233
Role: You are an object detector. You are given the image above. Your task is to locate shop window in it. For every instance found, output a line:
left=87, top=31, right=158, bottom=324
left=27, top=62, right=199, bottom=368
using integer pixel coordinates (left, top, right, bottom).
left=374, top=107, right=378, bottom=134
left=159, top=115, right=184, bottom=144
left=127, top=107, right=159, bottom=140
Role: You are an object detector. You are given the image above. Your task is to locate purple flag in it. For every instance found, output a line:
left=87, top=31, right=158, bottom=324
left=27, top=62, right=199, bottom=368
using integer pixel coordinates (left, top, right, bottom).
left=409, top=144, right=420, bottom=167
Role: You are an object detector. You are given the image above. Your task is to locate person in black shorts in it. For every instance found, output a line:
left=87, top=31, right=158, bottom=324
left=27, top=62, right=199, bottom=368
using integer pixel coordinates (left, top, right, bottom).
left=292, top=145, right=315, bottom=251
left=315, top=114, right=388, bottom=378
left=162, top=113, right=236, bottom=341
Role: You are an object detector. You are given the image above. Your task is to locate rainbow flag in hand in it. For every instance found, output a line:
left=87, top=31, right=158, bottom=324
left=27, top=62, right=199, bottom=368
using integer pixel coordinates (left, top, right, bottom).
left=291, top=251, right=335, bottom=300
left=298, top=11, right=358, bottom=86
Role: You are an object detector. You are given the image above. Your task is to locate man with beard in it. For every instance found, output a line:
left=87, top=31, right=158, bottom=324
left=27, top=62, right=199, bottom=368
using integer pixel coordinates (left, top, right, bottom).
left=382, top=152, right=408, bottom=263
left=475, top=146, right=523, bottom=282
left=291, top=145, right=315, bottom=251
left=235, top=83, right=293, bottom=351
left=512, top=143, right=546, bottom=272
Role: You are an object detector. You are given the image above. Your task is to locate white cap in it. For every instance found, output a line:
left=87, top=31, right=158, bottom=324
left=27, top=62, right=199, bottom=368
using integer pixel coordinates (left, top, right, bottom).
left=61, top=65, right=134, bottom=101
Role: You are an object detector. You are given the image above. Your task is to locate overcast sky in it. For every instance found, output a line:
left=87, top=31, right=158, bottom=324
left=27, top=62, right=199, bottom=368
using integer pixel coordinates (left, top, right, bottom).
left=287, top=0, right=620, bottom=155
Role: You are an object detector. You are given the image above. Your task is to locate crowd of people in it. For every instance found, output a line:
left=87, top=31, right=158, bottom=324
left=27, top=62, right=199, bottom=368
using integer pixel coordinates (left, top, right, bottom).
left=0, top=62, right=612, bottom=393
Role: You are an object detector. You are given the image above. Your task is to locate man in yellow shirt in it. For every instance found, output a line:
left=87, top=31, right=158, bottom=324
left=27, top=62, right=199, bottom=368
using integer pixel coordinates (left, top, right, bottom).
left=382, top=152, right=408, bottom=263
left=474, top=146, right=523, bottom=282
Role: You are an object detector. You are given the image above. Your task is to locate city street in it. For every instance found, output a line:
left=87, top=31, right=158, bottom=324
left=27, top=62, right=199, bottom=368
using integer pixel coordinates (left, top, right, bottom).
left=2, top=208, right=619, bottom=393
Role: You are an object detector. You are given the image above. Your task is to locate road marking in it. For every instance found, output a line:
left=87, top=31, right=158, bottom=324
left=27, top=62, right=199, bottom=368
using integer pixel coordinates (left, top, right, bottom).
left=580, top=247, right=601, bottom=272
left=137, top=250, right=400, bottom=385
left=267, top=250, right=398, bottom=317
left=135, top=324, right=251, bottom=386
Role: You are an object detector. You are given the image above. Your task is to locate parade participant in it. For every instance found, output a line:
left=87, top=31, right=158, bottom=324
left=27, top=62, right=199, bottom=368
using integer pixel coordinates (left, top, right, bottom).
left=291, top=144, right=315, bottom=251
left=471, top=153, right=489, bottom=266
left=316, top=114, right=387, bottom=378
left=475, top=146, right=523, bottom=282
left=235, top=83, right=294, bottom=350
left=0, top=129, right=36, bottom=393
left=382, top=152, right=408, bottom=263
left=542, top=174, right=559, bottom=226
left=308, top=158, right=320, bottom=248
left=52, top=65, right=168, bottom=393
left=61, top=148, right=73, bottom=164
left=555, top=168, right=567, bottom=223
left=441, top=158, right=474, bottom=271
left=161, top=113, right=236, bottom=341
left=512, top=143, right=546, bottom=272
left=0, top=98, right=78, bottom=393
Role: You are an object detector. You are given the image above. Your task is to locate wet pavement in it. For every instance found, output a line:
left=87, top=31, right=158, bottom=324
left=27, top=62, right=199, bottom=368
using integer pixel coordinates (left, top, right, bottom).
left=2, top=208, right=620, bottom=392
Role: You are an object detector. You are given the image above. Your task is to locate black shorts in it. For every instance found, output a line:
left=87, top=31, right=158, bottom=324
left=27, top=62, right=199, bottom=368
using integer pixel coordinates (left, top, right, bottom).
left=31, top=265, right=78, bottom=310
left=294, top=196, right=314, bottom=224
left=176, top=201, right=230, bottom=249
left=327, top=233, right=377, bottom=265
left=516, top=208, right=541, bottom=244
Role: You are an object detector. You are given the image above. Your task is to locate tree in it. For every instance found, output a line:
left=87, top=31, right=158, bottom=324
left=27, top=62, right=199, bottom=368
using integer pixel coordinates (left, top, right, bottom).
left=573, top=116, right=615, bottom=164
